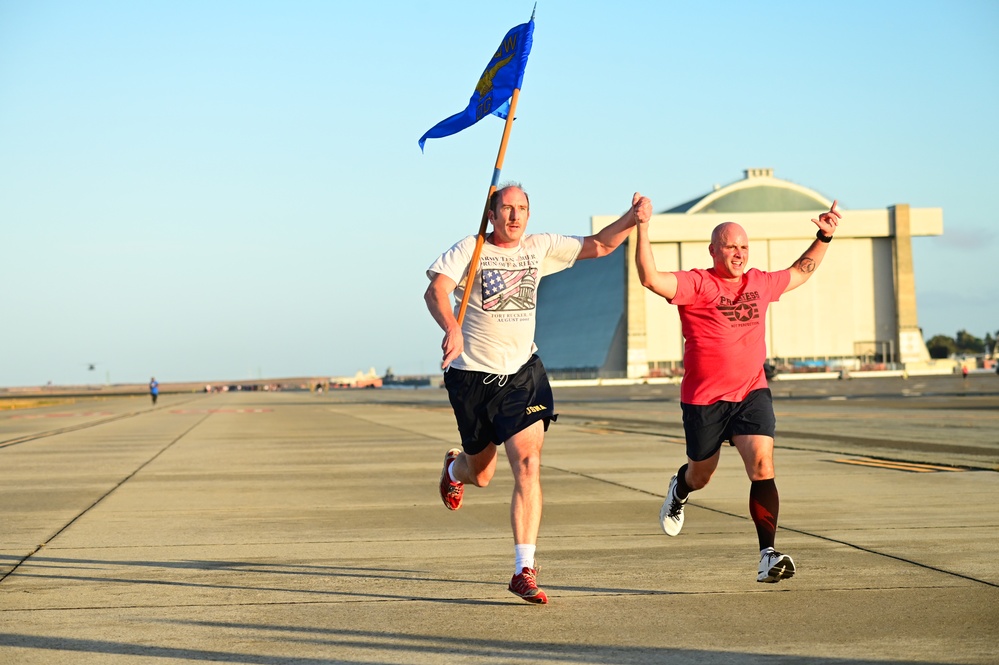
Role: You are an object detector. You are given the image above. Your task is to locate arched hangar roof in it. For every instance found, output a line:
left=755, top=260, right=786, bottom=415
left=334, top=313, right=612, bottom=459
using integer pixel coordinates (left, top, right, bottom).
left=664, top=168, right=832, bottom=214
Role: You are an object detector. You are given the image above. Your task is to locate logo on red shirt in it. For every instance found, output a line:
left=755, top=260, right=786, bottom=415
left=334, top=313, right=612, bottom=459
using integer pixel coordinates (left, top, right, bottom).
left=717, top=292, right=760, bottom=323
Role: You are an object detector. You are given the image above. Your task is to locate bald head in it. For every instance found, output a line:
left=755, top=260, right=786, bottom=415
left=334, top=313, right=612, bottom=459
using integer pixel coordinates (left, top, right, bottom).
left=489, top=183, right=530, bottom=214
left=711, top=222, right=747, bottom=247
left=708, top=222, right=749, bottom=281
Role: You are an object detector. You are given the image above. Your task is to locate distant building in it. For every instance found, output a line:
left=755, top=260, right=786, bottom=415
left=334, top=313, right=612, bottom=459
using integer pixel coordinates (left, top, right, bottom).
left=535, top=168, right=944, bottom=379
left=328, top=367, right=383, bottom=389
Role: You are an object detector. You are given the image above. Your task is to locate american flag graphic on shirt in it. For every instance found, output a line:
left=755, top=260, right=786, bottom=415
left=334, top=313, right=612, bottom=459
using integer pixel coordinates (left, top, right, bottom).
left=481, top=268, right=538, bottom=311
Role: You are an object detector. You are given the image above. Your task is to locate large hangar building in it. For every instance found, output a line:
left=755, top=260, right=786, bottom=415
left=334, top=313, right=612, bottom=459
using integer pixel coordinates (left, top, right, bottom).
left=535, top=168, right=944, bottom=379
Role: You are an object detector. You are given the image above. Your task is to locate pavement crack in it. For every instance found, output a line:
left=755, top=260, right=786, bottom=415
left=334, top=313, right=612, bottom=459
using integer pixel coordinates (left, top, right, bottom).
left=0, top=410, right=215, bottom=585
left=0, top=395, right=209, bottom=450
left=544, top=464, right=999, bottom=590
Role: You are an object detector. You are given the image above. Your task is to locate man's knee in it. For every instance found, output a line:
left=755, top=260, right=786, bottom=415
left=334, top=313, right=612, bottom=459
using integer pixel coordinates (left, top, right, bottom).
left=508, top=454, right=541, bottom=481
left=734, top=436, right=775, bottom=480
left=746, top=460, right=775, bottom=481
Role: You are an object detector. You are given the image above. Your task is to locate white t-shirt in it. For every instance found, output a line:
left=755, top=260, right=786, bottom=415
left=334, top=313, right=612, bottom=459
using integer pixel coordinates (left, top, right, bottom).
left=427, top=233, right=584, bottom=374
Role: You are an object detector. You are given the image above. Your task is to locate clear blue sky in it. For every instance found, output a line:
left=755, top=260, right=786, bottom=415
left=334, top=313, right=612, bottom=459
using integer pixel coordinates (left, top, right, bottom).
left=1, top=0, right=996, bottom=387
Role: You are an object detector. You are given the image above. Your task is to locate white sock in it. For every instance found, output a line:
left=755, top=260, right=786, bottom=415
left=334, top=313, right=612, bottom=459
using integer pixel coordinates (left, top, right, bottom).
left=761, top=546, right=775, bottom=557
left=514, top=544, right=536, bottom=575
left=447, top=461, right=460, bottom=484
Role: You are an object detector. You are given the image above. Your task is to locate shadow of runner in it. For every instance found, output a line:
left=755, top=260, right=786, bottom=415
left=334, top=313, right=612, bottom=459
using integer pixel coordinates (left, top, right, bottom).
left=0, top=628, right=956, bottom=665
left=0, top=554, right=667, bottom=605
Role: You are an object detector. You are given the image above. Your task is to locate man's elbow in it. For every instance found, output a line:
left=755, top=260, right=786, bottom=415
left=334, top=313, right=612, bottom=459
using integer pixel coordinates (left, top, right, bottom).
left=423, top=284, right=438, bottom=308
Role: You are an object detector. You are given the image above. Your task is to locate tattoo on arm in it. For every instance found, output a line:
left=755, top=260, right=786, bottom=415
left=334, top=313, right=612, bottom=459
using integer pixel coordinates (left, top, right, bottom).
left=794, top=257, right=816, bottom=274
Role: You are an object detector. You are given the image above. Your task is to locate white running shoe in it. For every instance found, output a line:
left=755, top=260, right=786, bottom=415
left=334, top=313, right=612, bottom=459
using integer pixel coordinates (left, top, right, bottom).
left=659, top=474, right=686, bottom=536
left=757, top=549, right=796, bottom=583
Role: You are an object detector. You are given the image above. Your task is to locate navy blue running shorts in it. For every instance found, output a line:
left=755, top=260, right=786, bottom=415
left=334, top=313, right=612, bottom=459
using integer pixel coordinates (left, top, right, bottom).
left=443, top=354, right=556, bottom=456
left=680, top=388, right=776, bottom=462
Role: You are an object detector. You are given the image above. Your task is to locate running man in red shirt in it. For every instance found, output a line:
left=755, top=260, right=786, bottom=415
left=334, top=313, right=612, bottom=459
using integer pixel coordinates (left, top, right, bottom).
left=635, top=201, right=841, bottom=583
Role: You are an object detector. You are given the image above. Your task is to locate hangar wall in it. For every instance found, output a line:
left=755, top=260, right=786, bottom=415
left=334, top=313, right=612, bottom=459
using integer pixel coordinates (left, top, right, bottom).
left=535, top=169, right=943, bottom=379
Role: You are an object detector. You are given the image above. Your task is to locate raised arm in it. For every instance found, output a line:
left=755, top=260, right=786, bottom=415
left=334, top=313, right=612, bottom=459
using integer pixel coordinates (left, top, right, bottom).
left=785, top=200, right=842, bottom=293
left=424, top=272, right=463, bottom=369
left=578, top=192, right=652, bottom=260
left=635, top=211, right=678, bottom=300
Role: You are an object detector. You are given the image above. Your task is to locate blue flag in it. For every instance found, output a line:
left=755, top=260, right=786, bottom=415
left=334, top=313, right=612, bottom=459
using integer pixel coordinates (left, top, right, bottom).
left=419, top=19, right=534, bottom=151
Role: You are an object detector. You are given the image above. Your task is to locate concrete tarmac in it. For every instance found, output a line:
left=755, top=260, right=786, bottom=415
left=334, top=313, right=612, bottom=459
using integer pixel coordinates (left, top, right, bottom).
left=1, top=376, right=997, bottom=664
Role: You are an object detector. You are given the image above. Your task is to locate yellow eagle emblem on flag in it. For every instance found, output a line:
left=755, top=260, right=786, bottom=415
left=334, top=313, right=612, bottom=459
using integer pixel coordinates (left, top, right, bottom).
left=475, top=54, right=514, bottom=96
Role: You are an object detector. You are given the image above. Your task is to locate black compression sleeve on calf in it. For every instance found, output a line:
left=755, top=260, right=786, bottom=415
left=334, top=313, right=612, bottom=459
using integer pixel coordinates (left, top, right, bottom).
left=749, top=478, right=780, bottom=551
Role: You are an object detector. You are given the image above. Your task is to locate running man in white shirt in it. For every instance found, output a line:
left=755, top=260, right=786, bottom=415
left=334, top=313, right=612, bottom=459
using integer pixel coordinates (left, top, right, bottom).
left=425, top=183, right=651, bottom=603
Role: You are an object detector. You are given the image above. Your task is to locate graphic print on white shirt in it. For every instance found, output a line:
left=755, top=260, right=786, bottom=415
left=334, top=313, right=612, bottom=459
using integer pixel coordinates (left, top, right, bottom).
left=481, top=266, right=538, bottom=312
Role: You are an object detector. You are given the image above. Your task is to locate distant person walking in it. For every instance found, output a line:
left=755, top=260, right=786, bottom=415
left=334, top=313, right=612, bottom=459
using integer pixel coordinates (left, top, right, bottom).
left=149, top=377, right=159, bottom=405
left=635, top=200, right=842, bottom=584
left=425, top=183, right=651, bottom=603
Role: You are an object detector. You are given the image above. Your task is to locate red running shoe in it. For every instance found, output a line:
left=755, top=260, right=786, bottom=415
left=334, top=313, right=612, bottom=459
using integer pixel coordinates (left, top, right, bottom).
left=508, top=567, right=548, bottom=604
left=439, top=448, right=464, bottom=510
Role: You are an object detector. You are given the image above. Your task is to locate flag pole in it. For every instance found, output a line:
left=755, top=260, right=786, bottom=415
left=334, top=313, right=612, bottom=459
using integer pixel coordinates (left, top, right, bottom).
left=455, top=86, right=522, bottom=325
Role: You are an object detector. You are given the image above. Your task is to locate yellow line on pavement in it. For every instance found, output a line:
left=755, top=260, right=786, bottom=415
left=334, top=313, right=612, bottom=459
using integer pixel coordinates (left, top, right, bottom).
left=834, top=458, right=965, bottom=472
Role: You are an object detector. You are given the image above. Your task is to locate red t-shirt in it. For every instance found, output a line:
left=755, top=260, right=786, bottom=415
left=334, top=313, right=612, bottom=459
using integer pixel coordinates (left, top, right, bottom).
left=668, top=267, right=790, bottom=405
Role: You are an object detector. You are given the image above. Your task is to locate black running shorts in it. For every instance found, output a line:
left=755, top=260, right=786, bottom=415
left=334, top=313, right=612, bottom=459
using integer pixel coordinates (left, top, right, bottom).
left=443, top=354, right=556, bottom=456
left=680, top=388, right=776, bottom=462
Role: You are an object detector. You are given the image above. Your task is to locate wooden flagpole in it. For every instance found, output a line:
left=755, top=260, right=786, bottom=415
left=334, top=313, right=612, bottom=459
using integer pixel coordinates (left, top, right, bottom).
left=455, top=87, right=522, bottom=325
